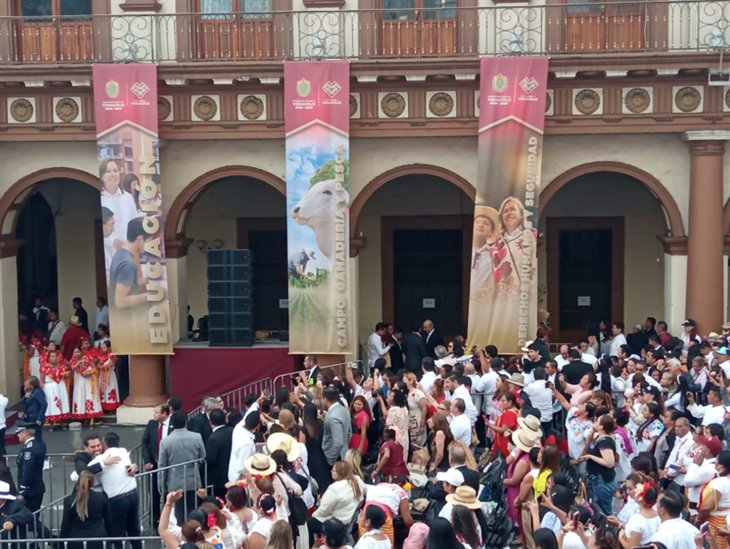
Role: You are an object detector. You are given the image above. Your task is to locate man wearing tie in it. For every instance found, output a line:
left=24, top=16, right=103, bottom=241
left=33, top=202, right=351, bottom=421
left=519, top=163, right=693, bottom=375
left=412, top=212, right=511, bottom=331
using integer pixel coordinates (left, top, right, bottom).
left=423, top=319, right=445, bottom=359
left=141, top=403, right=170, bottom=526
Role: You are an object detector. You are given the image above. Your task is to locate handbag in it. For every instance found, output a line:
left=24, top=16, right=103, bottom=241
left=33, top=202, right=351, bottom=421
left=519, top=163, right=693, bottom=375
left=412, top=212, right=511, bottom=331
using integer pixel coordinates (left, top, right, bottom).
left=278, top=473, right=307, bottom=526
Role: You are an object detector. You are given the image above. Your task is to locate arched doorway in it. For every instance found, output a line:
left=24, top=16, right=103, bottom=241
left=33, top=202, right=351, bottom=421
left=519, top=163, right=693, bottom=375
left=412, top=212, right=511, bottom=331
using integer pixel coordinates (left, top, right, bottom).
left=353, top=166, right=475, bottom=339
left=540, top=167, right=679, bottom=342
left=165, top=168, right=287, bottom=337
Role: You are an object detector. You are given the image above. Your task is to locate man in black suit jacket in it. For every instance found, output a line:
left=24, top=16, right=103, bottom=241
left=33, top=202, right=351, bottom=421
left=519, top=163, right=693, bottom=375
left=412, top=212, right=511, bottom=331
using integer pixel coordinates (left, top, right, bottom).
left=187, top=396, right=218, bottom=444
left=205, top=409, right=233, bottom=499
left=562, top=348, right=594, bottom=385
left=423, top=319, right=445, bottom=359
left=403, top=325, right=427, bottom=375
left=141, top=404, right=171, bottom=525
left=386, top=324, right=405, bottom=372
left=72, top=297, right=89, bottom=333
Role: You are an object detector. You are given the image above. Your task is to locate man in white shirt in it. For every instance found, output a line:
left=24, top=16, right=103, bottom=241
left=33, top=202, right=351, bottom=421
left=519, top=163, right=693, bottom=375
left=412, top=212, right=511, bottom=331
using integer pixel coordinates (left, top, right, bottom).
left=445, top=374, right=477, bottom=424
left=554, top=344, right=570, bottom=371
left=228, top=410, right=259, bottom=482
left=650, top=491, right=699, bottom=549
left=47, top=310, right=67, bottom=346
left=522, top=369, right=554, bottom=434
left=367, top=322, right=391, bottom=369
left=478, top=352, right=500, bottom=420
left=684, top=435, right=722, bottom=514
left=609, top=322, right=628, bottom=357
left=420, top=358, right=438, bottom=397
left=89, top=432, right=141, bottom=547
left=448, top=399, right=472, bottom=447
left=686, top=386, right=726, bottom=426
left=660, top=417, right=692, bottom=488
left=94, top=297, right=109, bottom=334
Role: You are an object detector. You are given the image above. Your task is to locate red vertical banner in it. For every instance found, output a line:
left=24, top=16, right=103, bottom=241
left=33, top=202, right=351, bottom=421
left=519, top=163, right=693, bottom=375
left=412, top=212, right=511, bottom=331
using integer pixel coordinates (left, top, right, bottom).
left=468, top=57, right=549, bottom=353
left=92, top=64, right=172, bottom=354
left=284, top=61, right=352, bottom=355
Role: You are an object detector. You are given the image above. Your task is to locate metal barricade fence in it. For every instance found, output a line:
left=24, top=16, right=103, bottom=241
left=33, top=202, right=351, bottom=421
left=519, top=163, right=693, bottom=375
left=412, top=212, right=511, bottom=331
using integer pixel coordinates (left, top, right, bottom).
left=29, top=456, right=205, bottom=537
left=0, top=536, right=162, bottom=549
left=272, top=361, right=363, bottom=392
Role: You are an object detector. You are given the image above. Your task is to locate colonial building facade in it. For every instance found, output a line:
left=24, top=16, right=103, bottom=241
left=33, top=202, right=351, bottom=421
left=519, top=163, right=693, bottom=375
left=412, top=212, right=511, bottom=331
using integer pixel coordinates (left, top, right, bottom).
left=0, top=0, right=729, bottom=409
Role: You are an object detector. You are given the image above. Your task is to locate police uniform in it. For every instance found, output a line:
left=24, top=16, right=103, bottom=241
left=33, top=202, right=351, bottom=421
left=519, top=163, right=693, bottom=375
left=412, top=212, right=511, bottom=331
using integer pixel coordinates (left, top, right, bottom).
left=16, top=429, right=46, bottom=513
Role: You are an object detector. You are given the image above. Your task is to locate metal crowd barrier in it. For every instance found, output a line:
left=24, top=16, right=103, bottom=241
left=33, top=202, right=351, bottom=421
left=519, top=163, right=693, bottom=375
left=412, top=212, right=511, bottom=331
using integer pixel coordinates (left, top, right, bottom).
left=272, top=361, right=363, bottom=392
left=29, top=453, right=201, bottom=537
left=0, top=536, right=162, bottom=549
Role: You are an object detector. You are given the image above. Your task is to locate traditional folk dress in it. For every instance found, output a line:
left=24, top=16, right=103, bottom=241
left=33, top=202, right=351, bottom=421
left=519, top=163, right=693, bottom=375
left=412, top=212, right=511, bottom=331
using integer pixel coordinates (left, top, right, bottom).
left=70, top=351, right=102, bottom=420
left=98, top=352, right=120, bottom=412
left=23, top=338, right=45, bottom=380
left=40, top=356, right=70, bottom=422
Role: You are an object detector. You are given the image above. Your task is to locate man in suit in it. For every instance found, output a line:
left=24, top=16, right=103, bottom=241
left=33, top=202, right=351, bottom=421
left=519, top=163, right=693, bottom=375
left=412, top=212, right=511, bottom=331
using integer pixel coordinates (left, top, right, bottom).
left=321, top=388, right=351, bottom=466
left=387, top=324, right=405, bottom=372
left=15, top=422, right=46, bottom=513
left=158, top=411, right=206, bottom=523
left=72, top=297, right=89, bottom=334
left=204, top=408, right=232, bottom=499
left=423, top=319, right=445, bottom=359
left=141, top=403, right=171, bottom=525
left=403, top=324, right=427, bottom=375
left=562, top=348, right=593, bottom=385
left=187, top=396, right=219, bottom=444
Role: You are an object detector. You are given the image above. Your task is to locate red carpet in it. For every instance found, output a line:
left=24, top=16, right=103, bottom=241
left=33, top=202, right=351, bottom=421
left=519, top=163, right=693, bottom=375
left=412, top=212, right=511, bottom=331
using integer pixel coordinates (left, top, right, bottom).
left=170, top=344, right=298, bottom=410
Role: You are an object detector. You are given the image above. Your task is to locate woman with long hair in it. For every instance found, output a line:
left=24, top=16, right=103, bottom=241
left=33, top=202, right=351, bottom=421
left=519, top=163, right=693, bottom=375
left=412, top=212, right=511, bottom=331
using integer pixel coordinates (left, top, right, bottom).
left=70, top=342, right=102, bottom=426
left=562, top=372, right=598, bottom=407
left=403, top=372, right=428, bottom=450
left=97, top=341, right=120, bottom=412
left=264, top=520, right=292, bottom=549
left=349, top=395, right=372, bottom=456
left=120, top=172, right=142, bottom=213
left=60, top=471, right=112, bottom=549
left=427, top=411, right=454, bottom=473
left=197, top=501, right=244, bottom=549
left=532, top=528, right=558, bottom=549
left=426, top=518, right=464, bottom=549
left=22, top=375, right=47, bottom=440
left=39, top=349, right=70, bottom=428
left=310, top=461, right=365, bottom=546
left=99, top=159, right=138, bottom=247
left=377, top=389, right=409, bottom=462
left=635, top=402, right=664, bottom=454
left=302, top=402, right=331, bottom=494
left=345, top=448, right=364, bottom=480
left=451, top=505, right=480, bottom=549
left=618, top=480, right=660, bottom=548
left=578, top=414, right=618, bottom=515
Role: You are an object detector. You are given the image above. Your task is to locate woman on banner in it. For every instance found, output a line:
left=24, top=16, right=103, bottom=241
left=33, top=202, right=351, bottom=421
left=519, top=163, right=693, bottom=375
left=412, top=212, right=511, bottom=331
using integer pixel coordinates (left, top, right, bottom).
left=99, top=159, right=139, bottom=249
left=495, top=196, right=536, bottom=294
left=469, top=206, right=500, bottom=294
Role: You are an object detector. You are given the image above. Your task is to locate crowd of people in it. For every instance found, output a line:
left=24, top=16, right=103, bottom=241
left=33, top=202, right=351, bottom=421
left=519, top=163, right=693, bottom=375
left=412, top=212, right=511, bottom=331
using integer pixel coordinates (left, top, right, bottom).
left=7, top=314, right=730, bottom=549
left=17, top=295, right=120, bottom=431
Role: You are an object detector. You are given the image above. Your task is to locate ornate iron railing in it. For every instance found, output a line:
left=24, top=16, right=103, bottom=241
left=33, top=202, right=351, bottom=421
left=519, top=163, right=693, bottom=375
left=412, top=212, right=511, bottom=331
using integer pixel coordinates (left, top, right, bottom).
left=0, top=2, right=727, bottom=64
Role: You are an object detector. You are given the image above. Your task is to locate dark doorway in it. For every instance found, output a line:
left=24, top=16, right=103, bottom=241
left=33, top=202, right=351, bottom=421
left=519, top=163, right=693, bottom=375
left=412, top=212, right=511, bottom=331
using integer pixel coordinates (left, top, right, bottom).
left=392, top=228, right=463, bottom=336
left=16, top=192, right=57, bottom=311
left=547, top=217, right=624, bottom=343
left=238, top=218, right=288, bottom=333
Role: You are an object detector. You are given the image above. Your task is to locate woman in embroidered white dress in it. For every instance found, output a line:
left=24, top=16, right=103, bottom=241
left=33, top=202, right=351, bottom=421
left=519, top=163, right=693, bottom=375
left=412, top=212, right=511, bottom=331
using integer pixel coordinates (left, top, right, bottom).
left=70, top=343, right=103, bottom=425
left=97, top=341, right=121, bottom=412
left=40, top=349, right=70, bottom=426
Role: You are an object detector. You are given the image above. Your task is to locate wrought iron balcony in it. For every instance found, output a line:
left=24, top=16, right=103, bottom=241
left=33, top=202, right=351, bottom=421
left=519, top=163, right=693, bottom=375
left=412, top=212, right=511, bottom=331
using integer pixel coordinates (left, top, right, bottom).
left=0, top=3, right=727, bottom=64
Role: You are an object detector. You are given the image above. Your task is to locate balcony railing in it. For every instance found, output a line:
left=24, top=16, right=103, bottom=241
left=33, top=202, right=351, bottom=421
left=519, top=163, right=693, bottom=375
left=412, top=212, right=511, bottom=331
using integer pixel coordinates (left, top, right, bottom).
left=0, top=3, right=727, bottom=64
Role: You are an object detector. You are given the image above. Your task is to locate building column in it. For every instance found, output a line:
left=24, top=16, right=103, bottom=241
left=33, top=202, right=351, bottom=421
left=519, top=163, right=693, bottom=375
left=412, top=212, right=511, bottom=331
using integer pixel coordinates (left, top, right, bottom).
left=660, top=238, right=688, bottom=333
left=166, top=238, right=193, bottom=342
left=0, top=240, right=23, bottom=402
left=684, top=131, right=728, bottom=333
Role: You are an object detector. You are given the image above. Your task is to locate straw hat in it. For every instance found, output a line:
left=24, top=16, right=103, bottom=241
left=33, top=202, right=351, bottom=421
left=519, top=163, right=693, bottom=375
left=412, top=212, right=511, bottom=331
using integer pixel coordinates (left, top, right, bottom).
left=244, top=453, right=277, bottom=477
left=445, top=486, right=482, bottom=510
left=474, top=206, right=500, bottom=231
left=508, top=373, right=525, bottom=387
left=511, top=428, right=541, bottom=453
left=69, top=315, right=82, bottom=327
left=517, top=414, right=542, bottom=435
left=266, top=432, right=301, bottom=462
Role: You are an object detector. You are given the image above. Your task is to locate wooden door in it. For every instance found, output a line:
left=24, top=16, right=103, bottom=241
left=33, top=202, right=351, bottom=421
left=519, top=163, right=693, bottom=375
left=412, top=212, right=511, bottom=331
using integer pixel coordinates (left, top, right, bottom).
left=561, top=0, right=646, bottom=52
left=15, top=0, right=94, bottom=62
left=196, top=0, right=275, bottom=60
left=381, top=0, right=456, bottom=56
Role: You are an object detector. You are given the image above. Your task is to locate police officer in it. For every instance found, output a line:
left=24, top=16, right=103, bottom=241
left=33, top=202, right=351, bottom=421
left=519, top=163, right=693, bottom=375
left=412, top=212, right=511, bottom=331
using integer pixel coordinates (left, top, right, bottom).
left=15, top=421, right=46, bottom=513
left=0, top=480, right=32, bottom=544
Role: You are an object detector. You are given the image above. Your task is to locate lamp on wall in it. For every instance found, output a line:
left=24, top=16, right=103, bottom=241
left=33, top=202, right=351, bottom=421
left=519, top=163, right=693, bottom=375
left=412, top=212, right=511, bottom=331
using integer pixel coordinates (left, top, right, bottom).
left=195, top=239, right=226, bottom=253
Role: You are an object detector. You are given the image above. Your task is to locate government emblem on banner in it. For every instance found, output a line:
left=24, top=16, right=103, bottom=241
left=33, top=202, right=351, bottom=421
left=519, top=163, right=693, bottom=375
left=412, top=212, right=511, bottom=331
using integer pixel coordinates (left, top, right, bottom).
left=519, top=76, right=539, bottom=94
left=492, top=74, right=508, bottom=93
left=296, top=78, right=312, bottom=98
left=105, top=80, right=120, bottom=99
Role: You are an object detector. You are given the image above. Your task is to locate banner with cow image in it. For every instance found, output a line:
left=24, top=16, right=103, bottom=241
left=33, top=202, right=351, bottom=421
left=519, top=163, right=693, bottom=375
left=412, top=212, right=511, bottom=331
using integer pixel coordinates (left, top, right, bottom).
left=92, top=64, right=173, bottom=355
left=284, top=61, right=353, bottom=355
left=467, top=56, right=549, bottom=353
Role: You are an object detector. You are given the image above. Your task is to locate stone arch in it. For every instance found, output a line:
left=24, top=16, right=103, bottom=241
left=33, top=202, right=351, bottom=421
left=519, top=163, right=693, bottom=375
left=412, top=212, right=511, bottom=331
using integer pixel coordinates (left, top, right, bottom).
left=349, top=164, right=476, bottom=240
left=165, top=165, right=286, bottom=243
left=0, top=168, right=99, bottom=243
left=540, top=161, right=685, bottom=237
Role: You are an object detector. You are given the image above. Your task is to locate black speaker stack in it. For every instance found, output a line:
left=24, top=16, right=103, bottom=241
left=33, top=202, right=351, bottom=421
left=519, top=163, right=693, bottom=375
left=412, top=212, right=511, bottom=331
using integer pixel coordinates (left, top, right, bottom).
left=207, top=249, right=254, bottom=347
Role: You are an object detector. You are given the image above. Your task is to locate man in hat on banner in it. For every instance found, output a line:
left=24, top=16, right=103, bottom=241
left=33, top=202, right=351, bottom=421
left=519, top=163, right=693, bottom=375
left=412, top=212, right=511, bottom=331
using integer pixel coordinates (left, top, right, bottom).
left=288, top=249, right=316, bottom=281
left=59, top=315, right=90, bottom=361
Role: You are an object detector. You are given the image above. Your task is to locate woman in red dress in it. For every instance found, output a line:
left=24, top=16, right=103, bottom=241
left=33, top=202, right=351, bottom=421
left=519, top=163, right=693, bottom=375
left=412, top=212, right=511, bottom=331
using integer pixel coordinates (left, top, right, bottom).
left=349, top=395, right=371, bottom=456
left=484, top=391, right=520, bottom=459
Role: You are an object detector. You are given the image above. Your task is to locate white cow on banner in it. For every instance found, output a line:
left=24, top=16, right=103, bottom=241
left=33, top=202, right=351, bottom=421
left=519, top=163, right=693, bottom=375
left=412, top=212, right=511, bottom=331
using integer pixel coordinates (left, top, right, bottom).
left=291, top=178, right=349, bottom=261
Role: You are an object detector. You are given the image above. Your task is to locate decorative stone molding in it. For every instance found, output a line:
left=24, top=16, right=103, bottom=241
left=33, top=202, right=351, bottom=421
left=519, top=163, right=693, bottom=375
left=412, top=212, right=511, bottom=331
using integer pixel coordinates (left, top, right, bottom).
left=573, top=89, right=602, bottom=115
left=545, top=90, right=553, bottom=116
left=0, top=238, right=25, bottom=259
left=303, top=0, right=345, bottom=7
left=623, top=87, right=652, bottom=114
left=238, top=94, right=266, bottom=121
left=191, top=95, right=219, bottom=122
left=158, top=96, right=173, bottom=122
left=673, top=86, right=702, bottom=113
left=379, top=92, right=407, bottom=119
left=349, top=93, right=360, bottom=119
left=165, top=238, right=194, bottom=259
left=659, top=236, right=687, bottom=255
left=53, top=97, right=81, bottom=123
left=725, top=89, right=730, bottom=112
left=119, top=0, right=162, bottom=12
left=8, top=98, right=35, bottom=123
left=427, top=91, right=455, bottom=118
